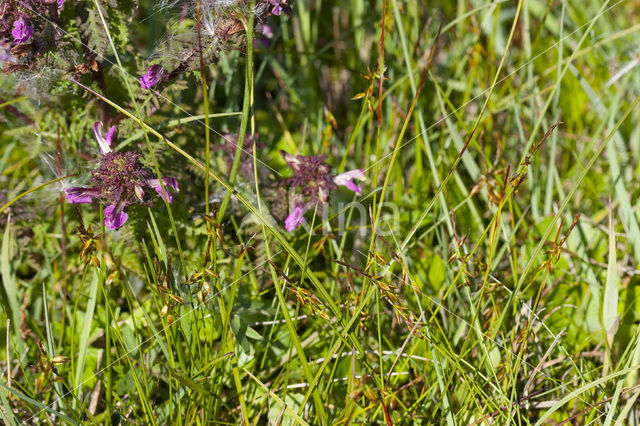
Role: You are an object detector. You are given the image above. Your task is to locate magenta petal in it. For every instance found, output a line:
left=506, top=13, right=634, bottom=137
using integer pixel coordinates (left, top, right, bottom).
left=334, top=169, right=365, bottom=195
left=12, top=19, right=34, bottom=44
left=65, top=187, right=96, bottom=203
left=162, top=177, right=179, bottom=191
left=57, top=0, right=65, bottom=7
left=262, top=25, right=274, bottom=38
left=154, top=187, right=173, bottom=203
left=285, top=206, right=305, bottom=231
left=105, top=125, right=116, bottom=146
left=269, top=1, right=284, bottom=15
left=147, top=177, right=179, bottom=203
left=343, top=179, right=362, bottom=195
left=104, top=205, right=128, bottom=230
left=93, top=121, right=112, bottom=154
left=140, top=65, right=168, bottom=90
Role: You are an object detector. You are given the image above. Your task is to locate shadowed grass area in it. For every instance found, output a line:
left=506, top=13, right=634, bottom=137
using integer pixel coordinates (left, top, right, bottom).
left=2, top=0, right=640, bottom=424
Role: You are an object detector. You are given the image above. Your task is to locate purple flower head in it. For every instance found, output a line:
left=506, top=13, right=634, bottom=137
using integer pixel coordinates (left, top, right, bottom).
left=65, top=121, right=179, bottom=230
left=58, top=0, right=65, bottom=7
left=12, top=18, right=34, bottom=44
left=281, top=150, right=337, bottom=204
left=140, top=65, right=169, bottom=90
left=285, top=205, right=306, bottom=231
left=280, top=150, right=365, bottom=231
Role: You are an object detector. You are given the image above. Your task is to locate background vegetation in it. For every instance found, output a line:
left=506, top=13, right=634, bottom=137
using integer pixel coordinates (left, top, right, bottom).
left=2, top=0, right=640, bottom=424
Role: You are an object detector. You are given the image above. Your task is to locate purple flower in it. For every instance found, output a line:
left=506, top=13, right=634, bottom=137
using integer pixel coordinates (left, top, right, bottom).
left=64, top=187, right=100, bottom=204
left=269, top=0, right=286, bottom=15
left=58, top=0, right=65, bottom=7
left=93, top=121, right=115, bottom=154
left=65, top=121, right=179, bottom=230
left=12, top=18, right=34, bottom=44
left=281, top=150, right=336, bottom=204
left=261, top=25, right=274, bottom=39
left=147, top=177, right=180, bottom=203
left=285, top=205, right=306, bottom=231
left=333, top=169, right=365, bottom=195
left=104, top=205, right=128, bottom=230
left=280, top=150, right=366, bottom=231
left=140, top=65, right=169, bottom=90
left=254, top=24, right=274, bottom=49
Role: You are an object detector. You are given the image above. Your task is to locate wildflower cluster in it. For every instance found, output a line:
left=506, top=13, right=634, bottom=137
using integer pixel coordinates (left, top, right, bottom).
left=280, top=151, right=365, bottom=231
left=139, top=0, right=290, bottom=90
left=0, top=0, right=65, bottom=72
left=65, top=122, right=179, bottom=230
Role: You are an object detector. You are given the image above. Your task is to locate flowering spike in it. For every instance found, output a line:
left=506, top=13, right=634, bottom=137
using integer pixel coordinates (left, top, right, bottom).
left=285, top=205, right=306, bottom=231
left=104, top=205, right=128, bottom=230
left=279, top=150, right=364, bottom=231
left=12, top=18, right=34, bottom=44
left=64, top=120, right=179, bottom=231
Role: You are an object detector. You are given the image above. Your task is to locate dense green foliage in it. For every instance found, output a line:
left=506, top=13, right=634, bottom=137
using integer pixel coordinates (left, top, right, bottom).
left=2, top=0, right=640, bottom=424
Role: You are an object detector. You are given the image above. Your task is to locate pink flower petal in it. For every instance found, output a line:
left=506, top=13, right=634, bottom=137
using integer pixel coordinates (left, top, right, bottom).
left=64, top=187, right=96, bottom=203
left=285, top=206, right=305, bottom=231
left=334, top=169, right=365, bottom=195
left=105, top=125, right=116, bottom=146
left=12, top=19, right=34, bottom=44
left=93, top=121, right=112, bottom=154
left=280, top=150, right=300, bottom=170
left=154, top=187, right=173, bottom=203
left=104, top=205, right=128, bottom=230
left=343, top=179, right=362, bottom=195
left=140, top=65, right=169, bottom=90
left=147, top=177, right=179, bottom=203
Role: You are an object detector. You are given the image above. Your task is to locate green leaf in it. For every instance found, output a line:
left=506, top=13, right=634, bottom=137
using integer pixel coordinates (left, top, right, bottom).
left=74, top=269, right=100, bottom=398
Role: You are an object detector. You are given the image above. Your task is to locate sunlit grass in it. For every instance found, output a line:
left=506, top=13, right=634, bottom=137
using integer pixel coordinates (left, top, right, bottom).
left=2, top=0, right=640, bottom=424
